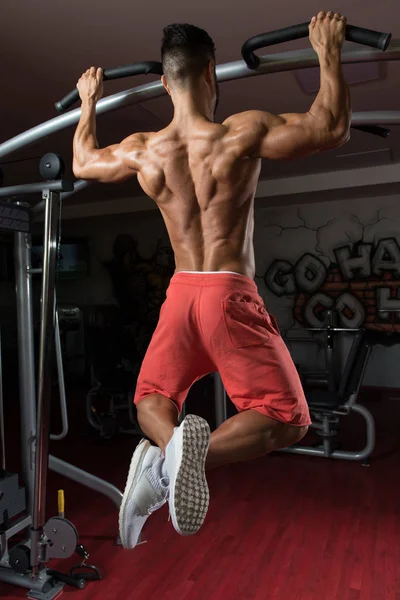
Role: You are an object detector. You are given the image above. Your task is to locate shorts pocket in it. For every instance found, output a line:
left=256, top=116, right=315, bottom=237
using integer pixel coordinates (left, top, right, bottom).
left=222, top=298, right=270, bottom=349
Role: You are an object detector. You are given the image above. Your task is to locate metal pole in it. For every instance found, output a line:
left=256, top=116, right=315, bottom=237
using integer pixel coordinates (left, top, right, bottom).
left=31, top=190, right=59, bottom=572
left=32, top=180, right=90, bottom=217
left=0, top=42, right=399, bottom=159
left=325, top=311, right=336, bottom=392
left=50, top=307, right=69, bottom=441
left=14, top=227, right=36, bottom=518
left=214, top=373, right=228, bottom=427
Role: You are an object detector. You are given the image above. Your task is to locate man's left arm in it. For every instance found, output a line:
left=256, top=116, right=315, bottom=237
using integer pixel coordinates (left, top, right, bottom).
left=72, top=67, right=145, bottom=183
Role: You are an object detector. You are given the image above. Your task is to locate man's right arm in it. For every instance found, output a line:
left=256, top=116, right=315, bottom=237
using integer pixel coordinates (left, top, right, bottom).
left=226, top=11, right=351, bottom=160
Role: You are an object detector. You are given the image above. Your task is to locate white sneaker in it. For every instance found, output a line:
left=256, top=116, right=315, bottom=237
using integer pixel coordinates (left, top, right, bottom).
left=165, top=414, right=210, bottom=536
left=119, top=439, right=169, bottom=549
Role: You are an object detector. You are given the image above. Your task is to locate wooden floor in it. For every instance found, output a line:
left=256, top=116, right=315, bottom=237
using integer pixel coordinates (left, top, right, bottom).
left=1, top=393, right=400, bottom=599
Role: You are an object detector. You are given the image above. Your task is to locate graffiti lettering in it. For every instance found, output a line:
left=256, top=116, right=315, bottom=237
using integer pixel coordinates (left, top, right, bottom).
left=335, top=243, right=372, bottom=280
left=294, top=253, right=327, bottom=293
left=377, top=287, right=400, bottom=321
left=372, top=238, right=400, bottom=278
left=304, top=293, right=334, bottom=328
left=264, top=260, right=296, bottom=297
left=335, top=292, right=365, bottom=329
left=303, top=292, right=365, bottom=328
left=265, top=237, right=400, bottom=331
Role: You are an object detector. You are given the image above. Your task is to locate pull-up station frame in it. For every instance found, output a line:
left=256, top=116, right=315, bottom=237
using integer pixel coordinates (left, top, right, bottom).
left=0, top=179, right=122, bottom=598
left=0, top=21, right=398, bottom=161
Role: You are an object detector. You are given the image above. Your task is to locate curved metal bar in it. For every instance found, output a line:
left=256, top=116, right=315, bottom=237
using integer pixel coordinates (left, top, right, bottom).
left=242, top=24, right=391, bottom=69
left=49, top=455, right=123, bottom=509
left=255, top=43, right=400, bottom=74
left=32, top=179, right=91, bottom=216
left=0, top=42, right=399, bottom=160
left=352, top=111, right=400, bottom=126
left=0, top=80, right=165, bottom=160
left=280, top=403, right=375, bottom=461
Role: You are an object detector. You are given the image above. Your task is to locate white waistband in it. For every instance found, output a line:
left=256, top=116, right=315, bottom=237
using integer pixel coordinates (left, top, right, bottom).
left=178, top=270, right=242, bottom=275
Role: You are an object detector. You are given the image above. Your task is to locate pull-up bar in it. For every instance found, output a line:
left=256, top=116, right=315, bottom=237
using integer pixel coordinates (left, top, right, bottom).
left=242, top=22, right=391, bottom=69
left=57, top=23, right=391, bottom=113
left=1, top=41, right=399, bottom=160
left=56, top=61, right=163, bottom=113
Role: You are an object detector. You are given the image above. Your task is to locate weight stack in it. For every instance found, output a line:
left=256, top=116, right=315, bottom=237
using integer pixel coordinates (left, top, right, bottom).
left=0, top=471, right=26, bottom=526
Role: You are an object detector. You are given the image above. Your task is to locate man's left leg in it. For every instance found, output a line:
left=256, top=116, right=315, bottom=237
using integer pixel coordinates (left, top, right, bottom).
left=120, top=274, right=214, bottom=548
left=137, top=394, right=308, bottom=469
left=137, top=393, right=179, bottom=451
left=206, top=409, right=307, bottom=469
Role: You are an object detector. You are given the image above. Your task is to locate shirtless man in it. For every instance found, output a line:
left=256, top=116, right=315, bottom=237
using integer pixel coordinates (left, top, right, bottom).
left=73, top=11, right=350, bottom=549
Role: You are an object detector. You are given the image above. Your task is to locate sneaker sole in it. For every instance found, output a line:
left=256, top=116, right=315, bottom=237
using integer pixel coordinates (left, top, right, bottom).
left=119, top=438, right=151, bottom=549
left=170, top=415, right=210, bottom=536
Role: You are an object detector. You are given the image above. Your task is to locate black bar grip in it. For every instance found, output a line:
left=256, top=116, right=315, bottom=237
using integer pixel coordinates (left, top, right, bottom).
left=47, top=569, right=86, bottom=590
left=351, top=125, right=391, bottom=139
left=55, top=61, right=163, bottom=113
left=242, top=22, right=392, bottom=69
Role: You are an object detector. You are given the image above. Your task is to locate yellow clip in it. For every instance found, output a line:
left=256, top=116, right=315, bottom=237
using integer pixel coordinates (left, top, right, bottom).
left=58, top=489, right=65, bottom=516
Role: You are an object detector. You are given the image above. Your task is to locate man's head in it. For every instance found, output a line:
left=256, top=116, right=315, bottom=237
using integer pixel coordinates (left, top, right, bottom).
left=161, top=23, right=219, bottom=113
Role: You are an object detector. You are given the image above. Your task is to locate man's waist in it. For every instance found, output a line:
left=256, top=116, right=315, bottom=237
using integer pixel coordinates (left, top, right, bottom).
left=169, top=270, right=257, bottom=290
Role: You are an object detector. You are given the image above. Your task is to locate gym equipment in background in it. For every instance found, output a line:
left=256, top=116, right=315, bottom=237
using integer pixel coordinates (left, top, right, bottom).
left=214, top=309, right=379, bottom=463
left=0, top=154, right=121, bottom=598
left=283, top=325, right=400, bottom=462
left=282, top=328, right=375, bottom=463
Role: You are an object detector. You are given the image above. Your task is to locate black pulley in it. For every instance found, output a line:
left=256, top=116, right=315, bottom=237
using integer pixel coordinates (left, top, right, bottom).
left=9, top=544, right=31, bottom=574
left=39, top=153, right=65, bottom=181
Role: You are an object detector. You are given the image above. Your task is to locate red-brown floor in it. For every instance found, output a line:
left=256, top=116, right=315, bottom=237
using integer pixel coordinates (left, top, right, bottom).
left=1, top=392, right=400, bottom=599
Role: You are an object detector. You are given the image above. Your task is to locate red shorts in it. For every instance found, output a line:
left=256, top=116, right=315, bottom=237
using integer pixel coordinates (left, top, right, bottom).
left=134, top=272, right=311, bottom=427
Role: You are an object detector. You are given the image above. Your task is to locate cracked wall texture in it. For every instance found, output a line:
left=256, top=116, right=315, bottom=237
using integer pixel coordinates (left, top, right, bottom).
left=255, top=195, right=400, bottom=388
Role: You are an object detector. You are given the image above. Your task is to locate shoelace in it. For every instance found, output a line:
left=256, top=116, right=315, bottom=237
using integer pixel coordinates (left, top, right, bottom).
left=146, top=476, right=170, bottom=517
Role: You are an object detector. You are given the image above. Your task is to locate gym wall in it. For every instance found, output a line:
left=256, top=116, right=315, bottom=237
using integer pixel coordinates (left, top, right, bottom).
left=1, top=192, right=399, bottom=388
left=54, top=191, right=400, bottom=388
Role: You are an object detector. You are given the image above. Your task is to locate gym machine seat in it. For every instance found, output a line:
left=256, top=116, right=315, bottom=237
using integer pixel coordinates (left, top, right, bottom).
left=281, top=331, right=375, bottom=462
left=306, top=332, right=371, bottom=412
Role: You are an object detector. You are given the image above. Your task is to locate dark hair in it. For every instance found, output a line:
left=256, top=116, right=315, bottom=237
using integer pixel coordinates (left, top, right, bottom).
left=161, top=23, right=216, bottom=85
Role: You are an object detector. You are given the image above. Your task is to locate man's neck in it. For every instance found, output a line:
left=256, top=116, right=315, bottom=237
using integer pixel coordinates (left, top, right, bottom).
left=171, top=91, right=214, bottom=126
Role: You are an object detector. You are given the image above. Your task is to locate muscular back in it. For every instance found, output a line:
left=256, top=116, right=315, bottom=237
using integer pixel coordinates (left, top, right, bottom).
left=74, top=104, right=349, bottom=279
left=74, top=17, right=350, bottom=276
left=135, top=121, right=261, bottom=276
